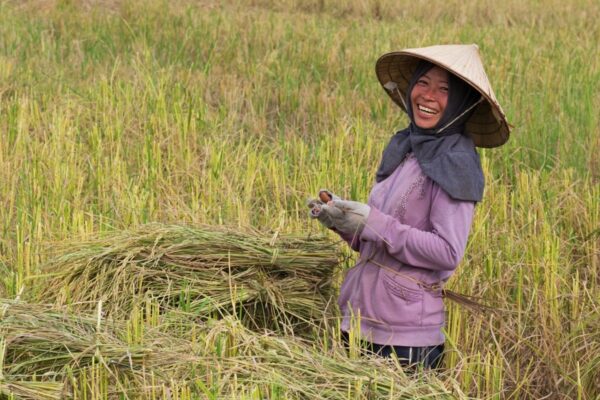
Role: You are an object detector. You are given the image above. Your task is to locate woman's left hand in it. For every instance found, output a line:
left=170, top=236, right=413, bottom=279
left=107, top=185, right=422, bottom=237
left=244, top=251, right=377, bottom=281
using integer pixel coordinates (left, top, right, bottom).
left=310, top=199, right=370, bottom=235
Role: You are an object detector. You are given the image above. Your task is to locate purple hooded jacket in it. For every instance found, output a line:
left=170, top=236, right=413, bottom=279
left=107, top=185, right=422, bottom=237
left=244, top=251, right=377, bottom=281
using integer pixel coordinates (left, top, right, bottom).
left=337, top=152, right=475, bottom=347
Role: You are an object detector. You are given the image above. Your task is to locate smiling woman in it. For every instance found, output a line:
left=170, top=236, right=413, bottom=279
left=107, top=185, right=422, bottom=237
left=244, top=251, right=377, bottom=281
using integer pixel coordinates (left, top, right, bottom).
left=308, top=44, right=511, bottom=369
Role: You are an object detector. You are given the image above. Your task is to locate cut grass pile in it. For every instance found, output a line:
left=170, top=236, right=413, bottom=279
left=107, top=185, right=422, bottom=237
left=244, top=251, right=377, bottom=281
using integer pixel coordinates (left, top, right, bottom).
left=0, top=299, right=459, bottom=399
left=39, top=223, right=342, bottom=334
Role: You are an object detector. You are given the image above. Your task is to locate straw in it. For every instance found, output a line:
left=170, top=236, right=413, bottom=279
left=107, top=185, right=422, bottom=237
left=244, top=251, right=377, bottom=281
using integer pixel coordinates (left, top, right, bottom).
left=39, top=223, right=343, bottom=334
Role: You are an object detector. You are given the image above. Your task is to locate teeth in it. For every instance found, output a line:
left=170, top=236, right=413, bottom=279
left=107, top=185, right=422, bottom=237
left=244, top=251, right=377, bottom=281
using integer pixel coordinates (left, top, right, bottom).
left=418, top=105, right=437, bottom=114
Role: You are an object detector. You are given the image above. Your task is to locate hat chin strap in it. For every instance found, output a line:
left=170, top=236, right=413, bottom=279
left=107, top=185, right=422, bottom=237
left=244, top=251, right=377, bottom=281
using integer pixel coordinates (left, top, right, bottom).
left=384, top=81, right=409, bottom=110
left=435, top=96, right=484, bottom=134
left=394, top=87, right=409, bottom=110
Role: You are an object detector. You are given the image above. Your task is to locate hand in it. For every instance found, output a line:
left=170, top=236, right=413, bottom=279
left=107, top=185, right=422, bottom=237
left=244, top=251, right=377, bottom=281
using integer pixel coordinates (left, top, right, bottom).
left=317, top=189, right=341, bottom=203
left=307, top=189, right=342, bottom=229
left=308, top=190, right=370, bottom=235
left=328, top=200, right=370, bottom=235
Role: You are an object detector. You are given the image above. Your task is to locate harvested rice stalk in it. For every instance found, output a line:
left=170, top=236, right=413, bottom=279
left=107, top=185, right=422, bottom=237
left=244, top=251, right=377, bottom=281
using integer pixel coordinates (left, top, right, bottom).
left=1, top=302, right=144, bottom=361
left=39, top=224, right=343, bottom=334
left=0, top=300, right=218, bottom=398
left=0, top=301, right=461, bottom=399
left=195, top=317, right=461, bottom=399
left=0, top=380, right=63, bottom=400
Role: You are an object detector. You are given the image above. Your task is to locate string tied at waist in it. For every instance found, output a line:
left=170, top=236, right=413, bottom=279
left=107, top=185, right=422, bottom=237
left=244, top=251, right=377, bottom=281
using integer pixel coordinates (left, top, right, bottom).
left=367, top=258, right=493, bottom=314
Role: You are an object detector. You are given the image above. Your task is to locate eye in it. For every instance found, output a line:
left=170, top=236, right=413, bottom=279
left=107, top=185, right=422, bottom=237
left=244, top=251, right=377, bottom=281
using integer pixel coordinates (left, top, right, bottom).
left=440, top=86, right=449, bottom=93
left=417, top=79, right=428, bottom=86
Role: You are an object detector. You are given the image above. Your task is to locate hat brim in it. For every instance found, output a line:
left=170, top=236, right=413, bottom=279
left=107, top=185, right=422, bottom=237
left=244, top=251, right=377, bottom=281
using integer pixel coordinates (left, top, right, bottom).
left=376, top=50, right=510, bottom=148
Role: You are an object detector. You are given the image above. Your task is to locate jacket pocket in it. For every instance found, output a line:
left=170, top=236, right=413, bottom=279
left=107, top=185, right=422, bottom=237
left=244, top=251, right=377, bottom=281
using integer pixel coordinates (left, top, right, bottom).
left=382, top=276, right=423, bottom=302
left=378, top=272, right=424, bottom=327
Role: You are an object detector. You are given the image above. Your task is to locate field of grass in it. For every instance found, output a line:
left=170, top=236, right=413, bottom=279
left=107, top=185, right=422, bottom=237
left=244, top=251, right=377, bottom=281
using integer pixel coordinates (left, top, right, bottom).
left=0, top=0, right=598, bottom=398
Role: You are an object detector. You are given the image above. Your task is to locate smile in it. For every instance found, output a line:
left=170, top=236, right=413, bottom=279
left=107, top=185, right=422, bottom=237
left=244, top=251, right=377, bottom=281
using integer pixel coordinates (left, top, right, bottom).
left=418, top=104, right=438, bottom=115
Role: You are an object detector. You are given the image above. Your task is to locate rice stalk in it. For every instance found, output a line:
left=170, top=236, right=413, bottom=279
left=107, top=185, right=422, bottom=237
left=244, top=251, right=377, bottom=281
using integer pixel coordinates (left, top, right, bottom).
left=38, top=223, right=343, bottom=334
left=1, top=300, right=463, bottom=399
left=0, top=379, right=63, bottom=400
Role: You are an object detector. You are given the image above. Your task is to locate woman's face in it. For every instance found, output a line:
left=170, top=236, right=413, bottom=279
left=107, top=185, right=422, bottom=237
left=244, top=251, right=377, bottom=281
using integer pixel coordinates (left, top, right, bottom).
left=410, top=66, right=449, bottom=129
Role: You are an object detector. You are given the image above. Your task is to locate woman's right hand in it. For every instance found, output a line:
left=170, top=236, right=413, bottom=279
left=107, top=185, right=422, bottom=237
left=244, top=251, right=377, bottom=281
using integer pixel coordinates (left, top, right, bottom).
left=307, top=189, right=342, bottom=229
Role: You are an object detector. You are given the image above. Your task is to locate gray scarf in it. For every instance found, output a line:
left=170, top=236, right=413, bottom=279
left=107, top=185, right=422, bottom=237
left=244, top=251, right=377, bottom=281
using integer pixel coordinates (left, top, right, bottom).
left=375, top=61, right=484, bottom=202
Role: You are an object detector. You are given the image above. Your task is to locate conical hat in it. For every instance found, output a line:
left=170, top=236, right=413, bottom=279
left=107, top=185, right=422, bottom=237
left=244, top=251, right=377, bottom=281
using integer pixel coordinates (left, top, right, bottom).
left=375, top=44, right=510, bottom=148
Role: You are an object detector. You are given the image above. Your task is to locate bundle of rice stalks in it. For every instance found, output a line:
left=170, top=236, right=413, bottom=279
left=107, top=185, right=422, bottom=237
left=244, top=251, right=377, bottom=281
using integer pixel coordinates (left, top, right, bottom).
left=0, top=300, right=462, bottom=400
left=190, top=317, right=462, bottom=399
left=39, top=224, right=343, bottom=333
left=0, top=300, right=192, bottom=399
left=0, top=380, right=63, bottom=400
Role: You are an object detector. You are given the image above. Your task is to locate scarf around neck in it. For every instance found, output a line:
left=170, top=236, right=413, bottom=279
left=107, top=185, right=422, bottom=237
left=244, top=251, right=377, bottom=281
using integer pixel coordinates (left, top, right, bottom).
left=375, top=61, right=485, bottom=202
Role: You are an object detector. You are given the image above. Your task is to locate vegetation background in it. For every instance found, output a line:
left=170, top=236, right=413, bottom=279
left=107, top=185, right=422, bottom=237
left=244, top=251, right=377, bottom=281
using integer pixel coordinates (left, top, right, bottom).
left=0, top=0, right=598, bottom=398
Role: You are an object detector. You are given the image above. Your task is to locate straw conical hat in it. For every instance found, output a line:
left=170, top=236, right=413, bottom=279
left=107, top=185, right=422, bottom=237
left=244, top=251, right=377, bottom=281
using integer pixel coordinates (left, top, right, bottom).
left=375, top=44, right=510, bottom=148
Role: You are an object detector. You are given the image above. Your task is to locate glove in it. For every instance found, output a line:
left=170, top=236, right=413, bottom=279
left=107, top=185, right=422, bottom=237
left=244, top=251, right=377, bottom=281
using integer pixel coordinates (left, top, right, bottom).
left=307, top=189, right=342, bottom=229
left=317, top=189, right=341, bottom=204
left=327, top=200, right=370, bottom=235
left=308, top=190, right=370, bottom=235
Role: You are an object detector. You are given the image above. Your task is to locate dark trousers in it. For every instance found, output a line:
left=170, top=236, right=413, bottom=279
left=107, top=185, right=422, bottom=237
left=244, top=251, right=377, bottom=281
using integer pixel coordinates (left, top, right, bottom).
left=341, top=331, right=444, bottom=369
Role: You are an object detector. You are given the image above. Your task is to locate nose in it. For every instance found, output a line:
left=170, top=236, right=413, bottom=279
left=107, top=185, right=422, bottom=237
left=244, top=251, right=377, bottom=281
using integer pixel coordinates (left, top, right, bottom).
left=422, top=87, right=437, bottom=100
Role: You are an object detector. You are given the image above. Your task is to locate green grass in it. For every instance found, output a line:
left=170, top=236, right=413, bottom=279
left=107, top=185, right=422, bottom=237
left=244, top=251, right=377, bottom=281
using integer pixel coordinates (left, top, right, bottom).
left=0, top=0, right=598, bottom=398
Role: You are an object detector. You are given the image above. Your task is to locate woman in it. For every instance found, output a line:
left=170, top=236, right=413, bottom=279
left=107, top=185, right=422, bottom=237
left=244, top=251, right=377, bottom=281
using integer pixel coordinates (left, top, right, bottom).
left=308, top=44, right=510, bottom=368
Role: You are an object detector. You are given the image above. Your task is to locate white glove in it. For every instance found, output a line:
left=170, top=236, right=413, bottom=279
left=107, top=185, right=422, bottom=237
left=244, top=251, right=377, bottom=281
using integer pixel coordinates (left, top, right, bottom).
left=307, top=189, right=342, bottom=229
left=308, top=190, right=370, bottom=235
left=327, top=200, right=370, bottom=235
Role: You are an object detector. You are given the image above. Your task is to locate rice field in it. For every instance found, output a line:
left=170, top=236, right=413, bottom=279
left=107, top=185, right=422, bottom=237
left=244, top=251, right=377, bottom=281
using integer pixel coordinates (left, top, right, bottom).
left=0, top=0, right=599, bottom=398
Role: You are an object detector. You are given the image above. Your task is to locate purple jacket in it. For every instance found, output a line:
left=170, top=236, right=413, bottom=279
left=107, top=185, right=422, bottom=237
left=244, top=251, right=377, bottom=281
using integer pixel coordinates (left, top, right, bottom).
left=338, top=153, right=475, bottom=347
